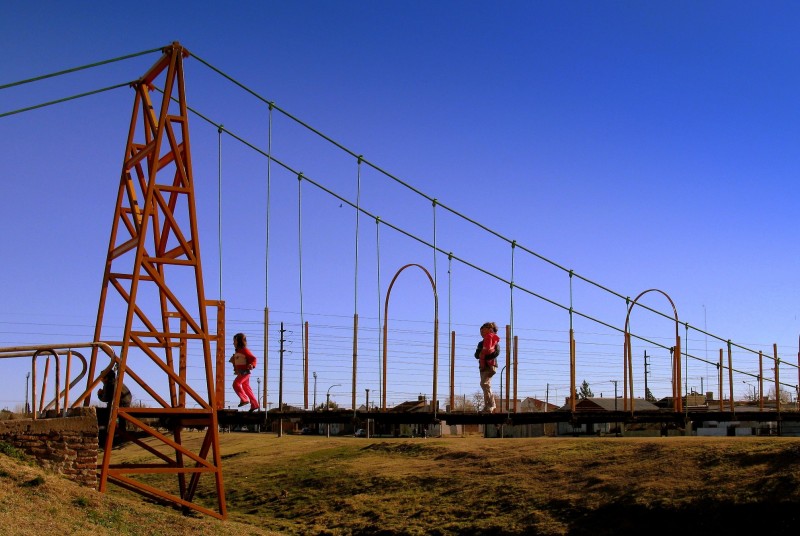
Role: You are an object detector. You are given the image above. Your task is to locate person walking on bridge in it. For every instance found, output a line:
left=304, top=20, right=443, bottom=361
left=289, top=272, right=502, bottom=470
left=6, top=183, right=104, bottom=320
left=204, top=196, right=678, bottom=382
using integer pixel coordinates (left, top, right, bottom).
left=475, top=322, right=500, bottom=413
left=229, top=332, right=260, bottom=412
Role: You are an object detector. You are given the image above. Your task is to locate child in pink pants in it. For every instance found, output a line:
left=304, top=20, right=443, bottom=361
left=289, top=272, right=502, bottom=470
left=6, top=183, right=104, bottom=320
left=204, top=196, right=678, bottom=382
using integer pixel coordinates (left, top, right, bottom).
left=229, top=332, right=260, bottom=411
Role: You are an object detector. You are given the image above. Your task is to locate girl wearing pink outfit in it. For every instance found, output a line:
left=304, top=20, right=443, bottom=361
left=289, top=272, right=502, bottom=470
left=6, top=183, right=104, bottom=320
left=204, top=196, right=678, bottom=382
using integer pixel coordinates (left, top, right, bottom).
left=475, top=322, right=500, bottom=413
left=229, top=332, right=259, bottom=411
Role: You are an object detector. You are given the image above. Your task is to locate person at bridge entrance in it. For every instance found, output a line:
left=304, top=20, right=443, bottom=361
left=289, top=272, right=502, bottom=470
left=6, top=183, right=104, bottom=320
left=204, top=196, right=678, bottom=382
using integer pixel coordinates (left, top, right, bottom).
left=230, top=332, right=259, bottom=411
left=475, top=322, right=500, bottom=413
left=98, top=368, right=132, bottom=409
left=98, top=367, right=132, bottom=436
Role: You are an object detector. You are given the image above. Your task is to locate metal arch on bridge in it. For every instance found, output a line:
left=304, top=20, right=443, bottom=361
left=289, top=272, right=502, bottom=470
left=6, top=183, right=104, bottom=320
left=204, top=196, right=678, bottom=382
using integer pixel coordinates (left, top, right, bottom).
left=382, top=263, right=439, bottom=415
left=623, top=289, right=681, bottom=414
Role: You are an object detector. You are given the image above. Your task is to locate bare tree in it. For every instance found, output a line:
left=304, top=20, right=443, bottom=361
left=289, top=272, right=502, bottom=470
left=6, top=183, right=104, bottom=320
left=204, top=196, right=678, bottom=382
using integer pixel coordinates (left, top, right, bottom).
left=451, top=394, right=479, bottom=412
left=470, top=392, right=484, bottom=412
left=766, top=386, right=792, bottom=403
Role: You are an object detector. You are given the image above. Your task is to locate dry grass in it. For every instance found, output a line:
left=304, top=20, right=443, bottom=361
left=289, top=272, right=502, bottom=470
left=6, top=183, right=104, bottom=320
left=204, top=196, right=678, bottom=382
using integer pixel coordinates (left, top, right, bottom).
left=0, top=440, right=277, bottom=536
left=106, top=432, right=800, bottom=535
left=2, top=433, right=799, bottom=534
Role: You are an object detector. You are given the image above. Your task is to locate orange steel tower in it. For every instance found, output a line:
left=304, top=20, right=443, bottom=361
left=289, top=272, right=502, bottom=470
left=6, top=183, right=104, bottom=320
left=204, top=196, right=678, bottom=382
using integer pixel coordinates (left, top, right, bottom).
left=86, top=42, right=226, bottom=519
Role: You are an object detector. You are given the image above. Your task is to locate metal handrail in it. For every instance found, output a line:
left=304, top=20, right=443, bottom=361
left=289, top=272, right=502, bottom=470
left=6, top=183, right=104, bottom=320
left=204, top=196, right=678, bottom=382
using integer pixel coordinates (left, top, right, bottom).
left=0, top=342, right=119, bottom=418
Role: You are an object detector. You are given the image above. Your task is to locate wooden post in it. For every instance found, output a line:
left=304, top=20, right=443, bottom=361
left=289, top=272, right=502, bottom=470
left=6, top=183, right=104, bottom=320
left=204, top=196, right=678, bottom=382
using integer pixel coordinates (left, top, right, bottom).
left=774, top=343, right=781, bottom=414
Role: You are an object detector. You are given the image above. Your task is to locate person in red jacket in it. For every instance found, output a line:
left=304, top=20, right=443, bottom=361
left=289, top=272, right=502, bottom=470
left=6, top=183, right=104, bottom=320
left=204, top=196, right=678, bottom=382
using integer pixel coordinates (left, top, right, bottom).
left=229, top=332, right=260, bottom=411
left=475, top=322, right=500, bottom=413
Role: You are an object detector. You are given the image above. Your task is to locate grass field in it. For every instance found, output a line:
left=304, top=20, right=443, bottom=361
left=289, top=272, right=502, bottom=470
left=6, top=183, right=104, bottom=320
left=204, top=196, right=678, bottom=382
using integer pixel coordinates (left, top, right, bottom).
left=2, top=432, right=800, bottom=535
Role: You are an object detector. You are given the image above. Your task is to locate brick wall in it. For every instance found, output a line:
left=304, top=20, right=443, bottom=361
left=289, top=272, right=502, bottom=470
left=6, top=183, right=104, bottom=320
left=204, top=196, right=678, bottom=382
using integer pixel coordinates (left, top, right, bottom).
left=0, top=407, right=98, bottom=488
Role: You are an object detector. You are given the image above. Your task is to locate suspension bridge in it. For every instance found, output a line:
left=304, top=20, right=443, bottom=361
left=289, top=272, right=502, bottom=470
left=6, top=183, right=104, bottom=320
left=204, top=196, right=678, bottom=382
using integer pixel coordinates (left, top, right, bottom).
left=1, top=42, right=798, bottom=519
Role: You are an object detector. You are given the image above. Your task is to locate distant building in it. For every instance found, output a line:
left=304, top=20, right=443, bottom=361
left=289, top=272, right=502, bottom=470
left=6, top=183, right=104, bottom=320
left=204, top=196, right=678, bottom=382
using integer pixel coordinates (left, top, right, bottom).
left=556, top=397, right=659, bottom=436
left=520, top=397, right=559, bottom=413
left=484, top=397, right=560, bottom=438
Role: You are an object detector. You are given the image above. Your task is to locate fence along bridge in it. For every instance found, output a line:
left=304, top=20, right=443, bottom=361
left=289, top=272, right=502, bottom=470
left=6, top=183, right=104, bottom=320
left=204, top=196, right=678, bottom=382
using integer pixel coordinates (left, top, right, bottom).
left=1, top=42, right=799, bottom=519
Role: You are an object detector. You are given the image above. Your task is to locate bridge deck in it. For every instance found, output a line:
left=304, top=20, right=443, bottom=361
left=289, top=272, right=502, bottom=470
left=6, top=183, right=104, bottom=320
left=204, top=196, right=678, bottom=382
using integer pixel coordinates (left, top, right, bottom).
left=215, top=408, right=800, bottom=427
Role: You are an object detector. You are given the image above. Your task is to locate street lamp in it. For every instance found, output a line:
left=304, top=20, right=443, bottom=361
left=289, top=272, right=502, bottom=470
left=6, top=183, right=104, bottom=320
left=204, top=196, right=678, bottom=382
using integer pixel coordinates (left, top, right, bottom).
left=609, top=380, right=618, bottom=411
left=609, top=380, right=620, bottom=437
left=742, top=380, right=757, bottom=402
left=25, top=372, right=30, bottom=415
left=326, top=384, right=341, bottom=438
left=326, top=384, right=341, bottom=411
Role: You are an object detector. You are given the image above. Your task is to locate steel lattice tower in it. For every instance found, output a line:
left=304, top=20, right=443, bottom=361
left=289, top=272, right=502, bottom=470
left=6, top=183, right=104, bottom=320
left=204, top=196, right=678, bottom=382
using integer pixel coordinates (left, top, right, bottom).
left=86, top=42, right=227, bottom=519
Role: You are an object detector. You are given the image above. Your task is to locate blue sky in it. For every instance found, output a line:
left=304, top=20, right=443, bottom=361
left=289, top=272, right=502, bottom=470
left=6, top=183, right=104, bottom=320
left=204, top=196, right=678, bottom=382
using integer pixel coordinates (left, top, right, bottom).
left=1, top=1, right=798, bottom=411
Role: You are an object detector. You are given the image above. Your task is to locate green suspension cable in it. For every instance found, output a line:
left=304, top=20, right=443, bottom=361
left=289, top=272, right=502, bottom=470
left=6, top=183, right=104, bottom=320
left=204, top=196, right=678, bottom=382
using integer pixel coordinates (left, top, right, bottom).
left=0, top=45, right=163, bottom=90
left=1, top=82, right=131, bottom=118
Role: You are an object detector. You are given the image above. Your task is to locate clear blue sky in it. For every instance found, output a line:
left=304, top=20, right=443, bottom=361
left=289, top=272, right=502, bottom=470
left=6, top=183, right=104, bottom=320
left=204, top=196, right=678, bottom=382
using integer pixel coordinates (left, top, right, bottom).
left=1, top=1, right=798, bottom=411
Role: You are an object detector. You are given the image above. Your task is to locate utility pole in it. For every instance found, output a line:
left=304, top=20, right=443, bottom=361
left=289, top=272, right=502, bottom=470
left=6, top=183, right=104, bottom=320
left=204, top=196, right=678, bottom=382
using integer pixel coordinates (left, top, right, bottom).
left=313, top=371, right=317, bottom=411
left=644, top=351, right=650, bottom=400
left=610, top=380, right=618, bottom=411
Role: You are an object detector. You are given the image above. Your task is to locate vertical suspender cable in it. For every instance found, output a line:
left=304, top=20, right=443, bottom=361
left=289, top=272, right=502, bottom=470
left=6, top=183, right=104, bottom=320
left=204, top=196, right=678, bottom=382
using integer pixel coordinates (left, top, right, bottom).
left=298, top=173, right=306, bottom=407
left=569, top=270, right=576, bottom=412
left=216, top=125, right=224, bottom=411
left=432, top=199, right=438, bottom=409
left=265, top=107, right=273, bottom=312
left=375, top=217, right=382, bottom=406
left=569, top=271, right=574, bottom=331
left=447, top=252, right=453, bottom=410
left=510, top=240, right=516, bottom=336
left=684, top=322, right=689, bottom=415
left=432, top=199, right=438, bottom=289
left=447, top=252, right=452, bottom=349
left=355, top=157, right=362, bottom=312
left=509, top=240, right=516, bottom=411
left=352, top=156, right=362, bottom=413
left=217, top=125, right=223, bottom=299
left=264, top=103, right=273, bottom=420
